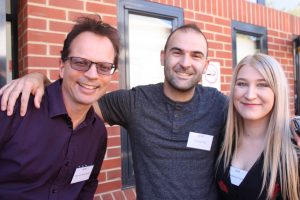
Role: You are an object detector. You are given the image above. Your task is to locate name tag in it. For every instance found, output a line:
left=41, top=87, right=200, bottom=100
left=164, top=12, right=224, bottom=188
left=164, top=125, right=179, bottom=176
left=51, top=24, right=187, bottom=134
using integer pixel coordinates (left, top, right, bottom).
left=187, top=132, right=213, bottom=151
left=71, top=165, right=94, bottom=184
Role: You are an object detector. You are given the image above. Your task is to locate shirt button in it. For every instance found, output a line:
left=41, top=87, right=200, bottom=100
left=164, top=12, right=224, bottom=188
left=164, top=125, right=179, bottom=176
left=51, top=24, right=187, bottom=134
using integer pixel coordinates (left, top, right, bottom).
left=65, top=161, right=69, bottom=167
left=52, top=189, right=57, bottom=194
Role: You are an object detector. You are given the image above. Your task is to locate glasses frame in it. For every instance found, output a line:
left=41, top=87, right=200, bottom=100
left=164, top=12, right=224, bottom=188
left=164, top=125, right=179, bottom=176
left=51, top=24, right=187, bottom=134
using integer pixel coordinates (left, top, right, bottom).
left=66, top=56, right=116, bottom=75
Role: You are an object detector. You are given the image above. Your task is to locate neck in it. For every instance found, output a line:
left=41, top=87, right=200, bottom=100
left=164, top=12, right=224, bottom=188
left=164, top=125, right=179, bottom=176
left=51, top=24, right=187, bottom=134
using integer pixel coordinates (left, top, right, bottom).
left=62, top=94, right=91, bottom=130
left=242, top=117, right=270, bottom=140
left=163, top=82, right=196, bottom=102
left=66, top=105, right=90, bottom=129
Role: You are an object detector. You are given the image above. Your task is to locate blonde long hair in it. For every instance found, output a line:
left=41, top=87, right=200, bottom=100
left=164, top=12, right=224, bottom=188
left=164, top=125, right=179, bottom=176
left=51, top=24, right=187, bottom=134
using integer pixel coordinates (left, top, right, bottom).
left=217, top=53, right=299, bottom=200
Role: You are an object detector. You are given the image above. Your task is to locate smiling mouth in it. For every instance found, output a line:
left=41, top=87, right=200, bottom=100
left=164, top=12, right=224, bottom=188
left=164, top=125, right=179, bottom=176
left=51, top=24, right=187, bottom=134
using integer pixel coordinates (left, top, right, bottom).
left=176, top=71, right=193, bottom=77
left=78, top=82, right=99, bottom=90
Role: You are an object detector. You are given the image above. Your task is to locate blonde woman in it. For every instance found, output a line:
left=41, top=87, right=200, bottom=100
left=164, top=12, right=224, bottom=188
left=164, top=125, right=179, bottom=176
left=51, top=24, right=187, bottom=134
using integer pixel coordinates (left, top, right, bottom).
left=216, top=53, right=299, bottom=200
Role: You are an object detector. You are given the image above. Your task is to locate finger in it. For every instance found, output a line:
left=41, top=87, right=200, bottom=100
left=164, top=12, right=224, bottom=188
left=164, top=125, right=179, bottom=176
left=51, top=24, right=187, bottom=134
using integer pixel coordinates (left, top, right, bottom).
left=33, top=87, right=44, bottom=109
left=1, top=80, right=17, bottom=112
left=0, top=83, right=11, bottom=96
left=6, top=79, right=27, bottom=116
left=20, top=85, right=32, bottom=117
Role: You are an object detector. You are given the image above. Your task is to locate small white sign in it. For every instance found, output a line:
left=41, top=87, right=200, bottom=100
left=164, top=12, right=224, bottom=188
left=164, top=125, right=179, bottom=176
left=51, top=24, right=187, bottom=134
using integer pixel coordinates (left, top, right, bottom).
left=71, top=165, right=94, bottom=184
left=187, top=132, right=214, bottom=151
left=202, top=61, right=221, bottom=91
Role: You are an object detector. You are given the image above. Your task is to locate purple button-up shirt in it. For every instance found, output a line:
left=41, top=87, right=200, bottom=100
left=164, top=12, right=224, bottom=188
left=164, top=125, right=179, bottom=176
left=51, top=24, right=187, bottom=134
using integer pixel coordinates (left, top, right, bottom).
left=0, top=79, right=107, bottom=200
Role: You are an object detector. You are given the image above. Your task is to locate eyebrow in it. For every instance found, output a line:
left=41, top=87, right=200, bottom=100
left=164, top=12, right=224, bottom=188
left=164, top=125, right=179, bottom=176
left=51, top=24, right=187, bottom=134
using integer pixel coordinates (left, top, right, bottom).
left=236, top=77, right=267, bottom=82
left=169, top=47, right=205, bottom=57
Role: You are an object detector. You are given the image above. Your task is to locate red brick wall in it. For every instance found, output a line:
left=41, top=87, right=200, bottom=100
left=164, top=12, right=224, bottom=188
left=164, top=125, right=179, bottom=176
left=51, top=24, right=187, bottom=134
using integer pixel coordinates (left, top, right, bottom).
left=17, top=0, right=300, bottom=199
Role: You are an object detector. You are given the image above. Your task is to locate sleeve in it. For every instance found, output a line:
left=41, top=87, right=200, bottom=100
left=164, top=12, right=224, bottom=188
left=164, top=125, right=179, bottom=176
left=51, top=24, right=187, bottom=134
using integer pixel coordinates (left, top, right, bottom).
left=98, top=89, right=137, bottom=128
left=77, top=129, right=107, bottom=200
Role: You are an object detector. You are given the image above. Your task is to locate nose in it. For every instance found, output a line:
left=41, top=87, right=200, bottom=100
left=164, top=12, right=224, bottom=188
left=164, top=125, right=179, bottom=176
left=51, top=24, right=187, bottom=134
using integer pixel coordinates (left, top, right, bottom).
left=84, top=63, right=98, bottom=79
left=245, top=85, right=257, bottom=100
left=180, top=54, right=192, bottom=68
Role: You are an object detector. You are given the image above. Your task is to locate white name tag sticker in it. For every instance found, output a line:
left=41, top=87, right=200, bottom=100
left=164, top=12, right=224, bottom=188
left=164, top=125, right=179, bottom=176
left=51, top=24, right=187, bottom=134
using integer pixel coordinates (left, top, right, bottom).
left=71, top=165, right=94, bottom=184
left=187, top=132, right=213, bottom=151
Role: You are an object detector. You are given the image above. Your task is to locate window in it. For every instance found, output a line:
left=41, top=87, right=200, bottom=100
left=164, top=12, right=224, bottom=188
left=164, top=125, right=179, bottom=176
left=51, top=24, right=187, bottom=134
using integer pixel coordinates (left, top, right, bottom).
left=293, top=37, right=300, bottom=115
left=118, top=0, right=183, bottom=188
left=0, top=0, right=18, bottom=87
left=264, top=0, right=300, bottom=16
left=231, top=21, right=267, bottom=67
left=247, top=0, right=265, bottom=4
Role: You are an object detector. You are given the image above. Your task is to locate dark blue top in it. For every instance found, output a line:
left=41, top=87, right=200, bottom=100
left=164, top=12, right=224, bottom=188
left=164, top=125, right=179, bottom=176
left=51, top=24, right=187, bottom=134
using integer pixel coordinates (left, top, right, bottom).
left=0, top=79, right=107, bottom=200
left=99, top=83, right=228, bottom=200
left=216, top=154, right=283, bottom=200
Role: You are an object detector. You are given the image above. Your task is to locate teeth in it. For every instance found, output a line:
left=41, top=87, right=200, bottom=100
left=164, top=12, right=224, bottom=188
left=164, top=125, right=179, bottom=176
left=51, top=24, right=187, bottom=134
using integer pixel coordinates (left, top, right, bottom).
left=177, top=72, right=191, bottom=76
left=79, top=83, right=98, bottom=90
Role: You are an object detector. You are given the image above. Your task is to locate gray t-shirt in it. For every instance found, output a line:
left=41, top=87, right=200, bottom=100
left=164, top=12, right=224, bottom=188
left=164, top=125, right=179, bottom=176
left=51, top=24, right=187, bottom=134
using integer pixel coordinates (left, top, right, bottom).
left=99, top=83, right=228, bottom=200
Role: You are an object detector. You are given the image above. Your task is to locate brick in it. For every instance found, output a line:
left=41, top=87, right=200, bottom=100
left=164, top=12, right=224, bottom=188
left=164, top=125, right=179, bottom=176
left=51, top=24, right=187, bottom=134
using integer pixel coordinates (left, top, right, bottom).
left=215, top=34, right=231, bottom=43
left=173, top=0, right=181, bottom=7
left=108, top=82, right=120, bottom=92
left=102, top=16, right=118, bottom=27
left=103, top=0, right=117, bottom=4
left=49, top=69, right=60, bottom=80
left=97, top=180, right=122, bottom=193
left=28, top=30, right=66, bottom=44
left=26, top=43, right=47, bottom=55
left=93, top=196, right=101, bottom=200
left=194, top=0, right=200, bottom=12
left=107, top=136, right=120, bottom=147
left=221, top=67, right=233, bottom=75
left=195, top=13, right=213, bottom=23
left=268, top=44, right=280, bottom=51
left=205, top=24, right=222, bottom=33
left=207, top=0, right=212, bottom=13
left=212, top=0, right=217, bottom=15
left=101, top=193, right=114, bottom=200
left=216, top=51, right=231, bottom=59
left=30, top=0, right=46, bottom=4
left=209, top=41, right=223, bottom=50
left=98, top=171, right=106, bottom=182
left=200, top=0, right=205, bottom=12
left=123, top=189, right=136, bottom=200
left=49, top=0, right=84, bottom=10
left=113, top=191, right=126, bottom=200
left=27, top=18, right=47, bottom=30
left=28, top=56, right=60, bottom=68
left=27, top=5, right=66, bottom=20
left=106, top=126, right=120, bottom=135
left=106, top=148, right=121, bottom=158
left=184, top=10, right=194, bottom=19
left=50, top=45, right=63, bottom=56
left=107, top=169, right=121, bottom=180
left=49, top=21, right=73, bottom=33
left=217, top=0, right=223, bottom=16
left=86, top=3, right=117, bottom=15
left=101, top=158, right=121, bottom=170
left=215, top=17, right=230, bottom=27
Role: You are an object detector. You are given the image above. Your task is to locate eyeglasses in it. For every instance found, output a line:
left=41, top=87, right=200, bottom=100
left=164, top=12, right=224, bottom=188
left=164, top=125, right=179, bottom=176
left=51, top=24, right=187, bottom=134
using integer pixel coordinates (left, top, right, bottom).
left=66, top=57, right=116, bottom=75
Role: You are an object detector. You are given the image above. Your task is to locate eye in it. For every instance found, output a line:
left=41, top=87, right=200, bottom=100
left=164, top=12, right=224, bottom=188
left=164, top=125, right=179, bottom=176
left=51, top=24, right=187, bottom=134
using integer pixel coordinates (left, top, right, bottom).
left=97, top=63, right=112, bottom=72
left=171, top=50, right=182, bottom=56
left=257, top=82, right=269, bottom=87
left=236, top=81, right=247, bottom=87
left=192, top=53, right=204, bottom=59
left=73, top=59, right=89, bottom=67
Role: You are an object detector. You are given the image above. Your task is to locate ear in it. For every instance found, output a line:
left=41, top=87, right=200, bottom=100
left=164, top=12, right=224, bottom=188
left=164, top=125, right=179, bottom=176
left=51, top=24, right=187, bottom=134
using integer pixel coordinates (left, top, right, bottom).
left=160, top=50, right=165, bottom=66
left=202, top=59, right=210, bottom=74
left=59, top=59, right=65, bottom=79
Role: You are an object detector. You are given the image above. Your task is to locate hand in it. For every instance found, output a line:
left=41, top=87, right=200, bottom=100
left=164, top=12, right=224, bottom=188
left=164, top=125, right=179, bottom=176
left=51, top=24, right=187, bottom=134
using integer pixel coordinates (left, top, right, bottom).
left=293, top=131, right=300, bottom=147
left=0, top=72, right=48, bottom=116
